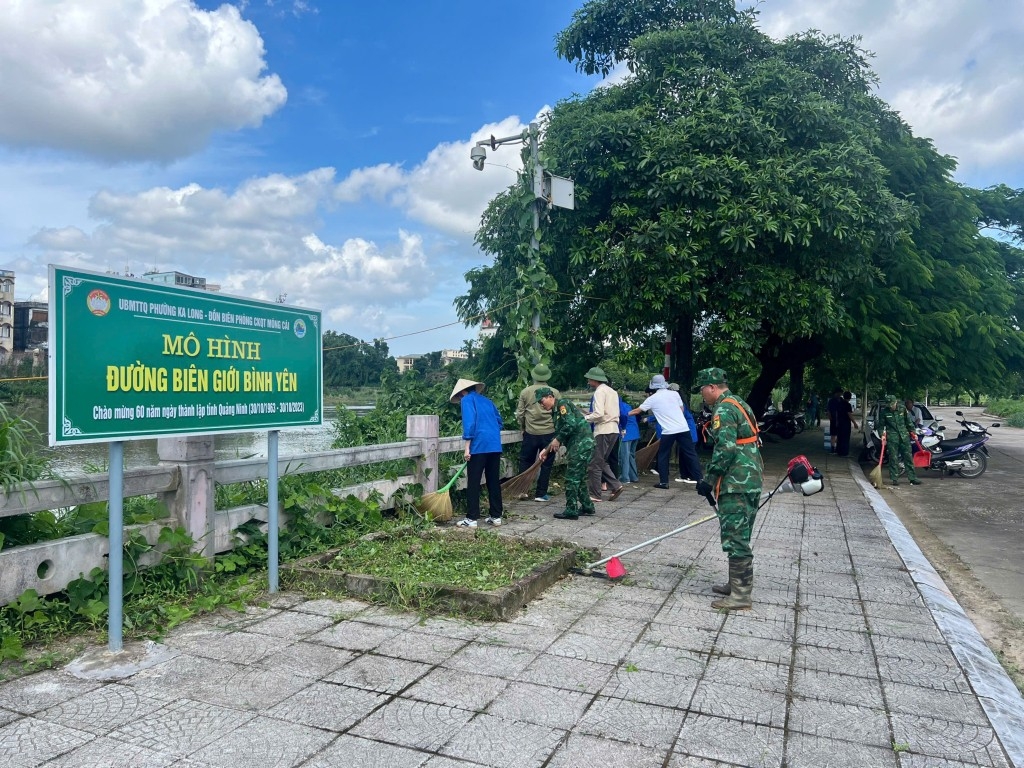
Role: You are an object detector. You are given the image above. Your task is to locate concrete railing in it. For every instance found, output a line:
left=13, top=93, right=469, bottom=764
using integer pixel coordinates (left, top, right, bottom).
left=0, top=416, right=523, bottom=606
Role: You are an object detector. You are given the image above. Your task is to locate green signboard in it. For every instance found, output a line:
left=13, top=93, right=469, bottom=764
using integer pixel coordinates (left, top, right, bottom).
left=49, top=266, right=323, bottom=445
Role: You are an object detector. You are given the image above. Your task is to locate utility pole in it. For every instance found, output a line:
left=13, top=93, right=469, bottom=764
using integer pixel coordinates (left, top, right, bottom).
left=470, top=122, right=574, bottom=367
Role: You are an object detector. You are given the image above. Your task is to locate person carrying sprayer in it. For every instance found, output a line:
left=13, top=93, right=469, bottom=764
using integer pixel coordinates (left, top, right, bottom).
left=694, top=367, right=763, bottom=610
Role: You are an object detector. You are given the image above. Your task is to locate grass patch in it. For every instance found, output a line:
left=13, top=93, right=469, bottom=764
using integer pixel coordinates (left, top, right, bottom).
left=325, top=530, right=569, bottom=592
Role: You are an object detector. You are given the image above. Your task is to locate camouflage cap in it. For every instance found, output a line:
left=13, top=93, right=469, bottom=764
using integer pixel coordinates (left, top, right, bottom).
left=884, top=393, right=898, bottom=404
left=535, top=386, right=555, bottom=402
left=692, top=367, right=728, bottom=392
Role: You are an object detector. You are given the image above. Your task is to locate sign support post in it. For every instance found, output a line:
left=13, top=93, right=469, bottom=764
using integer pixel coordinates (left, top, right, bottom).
left=268, top=430, right=280, bottom=593
left=108, top=441, right=124, bottom=652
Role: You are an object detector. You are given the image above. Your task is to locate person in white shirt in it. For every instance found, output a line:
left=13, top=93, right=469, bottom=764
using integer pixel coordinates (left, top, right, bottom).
left=629, top=374, right=704, bottom=489
left=584, top=366, right=624, bottom=502
left=905, top=399, right=923, bottom=429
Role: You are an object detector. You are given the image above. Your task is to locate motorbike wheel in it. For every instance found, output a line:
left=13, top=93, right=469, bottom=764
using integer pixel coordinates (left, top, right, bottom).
left=957, top=450, right=987, bottom=479
left=777, top=422, right=796, bottom=440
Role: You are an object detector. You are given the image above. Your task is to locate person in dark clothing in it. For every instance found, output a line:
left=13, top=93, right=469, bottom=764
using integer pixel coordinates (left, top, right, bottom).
left=834, top=391, right=859, bottom=457
left=826, top=388, right=843, bottom=453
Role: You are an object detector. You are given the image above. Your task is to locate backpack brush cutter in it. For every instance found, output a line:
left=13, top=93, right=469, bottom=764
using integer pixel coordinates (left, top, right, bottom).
left=575, top=456, right=825, bottom=579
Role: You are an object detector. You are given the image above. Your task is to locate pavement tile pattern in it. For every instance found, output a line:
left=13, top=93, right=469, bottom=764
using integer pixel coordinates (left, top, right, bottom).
left=1, top=461, right=1022, bottom=767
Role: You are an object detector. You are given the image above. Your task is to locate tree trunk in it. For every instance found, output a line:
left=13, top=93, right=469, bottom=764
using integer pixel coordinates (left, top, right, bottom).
left=671, top=314, right=695, bottom=393
left=747, top=335, right=824, bottom=419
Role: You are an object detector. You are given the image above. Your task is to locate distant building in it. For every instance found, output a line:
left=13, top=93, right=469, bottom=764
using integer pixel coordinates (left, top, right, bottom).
left=139, top=270, right=209, bottom=290
left=14, top=302, right=48, bottom=351
left=395, top=354, right=423, bottom=373
left=440, top=349, right=469, bottom=366
left=0, top=269, right=14, bottom=358
left=478, top=317, right=498, bottom=340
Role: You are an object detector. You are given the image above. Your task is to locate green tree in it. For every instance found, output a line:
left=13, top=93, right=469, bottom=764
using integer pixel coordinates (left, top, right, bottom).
left=463, top=1, right=911, bottom=414
left=321, top=331, right=395, bottom=389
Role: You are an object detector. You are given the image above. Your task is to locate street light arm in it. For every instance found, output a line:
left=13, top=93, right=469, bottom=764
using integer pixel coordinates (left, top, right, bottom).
left=475, top=130, right=529, bottom=151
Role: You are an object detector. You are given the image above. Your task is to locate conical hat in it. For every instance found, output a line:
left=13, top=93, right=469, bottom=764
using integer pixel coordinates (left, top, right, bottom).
left=449, top=378, right=484, bottom=403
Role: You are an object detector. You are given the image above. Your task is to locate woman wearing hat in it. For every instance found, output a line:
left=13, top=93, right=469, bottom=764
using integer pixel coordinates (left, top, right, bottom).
left=450, top=379, right=504, bottom=527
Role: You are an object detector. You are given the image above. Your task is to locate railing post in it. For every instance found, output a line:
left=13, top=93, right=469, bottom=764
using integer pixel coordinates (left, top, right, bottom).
left=407, top=415, right=439, bottom=493
left=157, top=436, right=216, bottom=561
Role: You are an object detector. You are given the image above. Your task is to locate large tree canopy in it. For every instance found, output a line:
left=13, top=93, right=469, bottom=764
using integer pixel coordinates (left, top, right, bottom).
left=459, top=0, right=1024, bottom=408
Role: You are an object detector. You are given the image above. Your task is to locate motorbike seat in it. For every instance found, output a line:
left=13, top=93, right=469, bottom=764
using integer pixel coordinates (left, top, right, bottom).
left=932, top=435, right=983, bottom=450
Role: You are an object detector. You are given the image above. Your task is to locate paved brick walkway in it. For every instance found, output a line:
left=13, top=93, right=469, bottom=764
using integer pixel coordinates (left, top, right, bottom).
left=0, top=458, right=1021, bottom=767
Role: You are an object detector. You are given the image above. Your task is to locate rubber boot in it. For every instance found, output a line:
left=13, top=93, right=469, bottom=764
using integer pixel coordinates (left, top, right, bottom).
left=711, top=557, right=752, bottom=610
left=711, top=564, right=730, bottom=595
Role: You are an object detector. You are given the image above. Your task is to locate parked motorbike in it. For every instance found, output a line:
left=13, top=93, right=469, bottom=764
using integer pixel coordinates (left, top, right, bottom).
left=759, top=407, right=799, bottom=440
left=951, top=410, right=1000, bottom=448
left=911, top=428, right=993, bottom=478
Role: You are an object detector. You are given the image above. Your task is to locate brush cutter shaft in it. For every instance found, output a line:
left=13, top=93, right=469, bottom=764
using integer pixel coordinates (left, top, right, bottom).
left=584, top=513, right=718, bottom=570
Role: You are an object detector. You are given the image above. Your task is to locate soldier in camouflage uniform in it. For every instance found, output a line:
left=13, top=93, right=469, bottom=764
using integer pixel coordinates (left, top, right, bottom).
left=877, top=394, right=922, bottom=486
left=693, top=367, right=763, bottom=610
left=537, top=387, right=597, bottom=520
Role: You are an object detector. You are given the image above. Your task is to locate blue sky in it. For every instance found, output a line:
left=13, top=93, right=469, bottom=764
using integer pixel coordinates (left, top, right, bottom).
left=2, top=1, right=1022, bottom=356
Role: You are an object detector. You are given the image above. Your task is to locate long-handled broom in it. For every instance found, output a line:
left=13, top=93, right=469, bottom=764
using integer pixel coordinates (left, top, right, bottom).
left=416, top=462, right=468, bottom=522
left=869, top=433, right=886, bottom=489
left=635, top=437, right=661, bottom=474
left=500, top=455, right=545, bottom=501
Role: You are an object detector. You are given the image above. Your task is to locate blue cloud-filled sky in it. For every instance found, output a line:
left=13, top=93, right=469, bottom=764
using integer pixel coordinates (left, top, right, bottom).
left=2, top=0, right=1022, bottom=356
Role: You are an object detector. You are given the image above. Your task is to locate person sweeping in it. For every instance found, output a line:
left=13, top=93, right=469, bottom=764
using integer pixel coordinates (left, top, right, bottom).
left=450, top=378, right=504, bottom=528
left=877, top=394, right=922, bottom=487
left=537, top=388, right=596, bottom=520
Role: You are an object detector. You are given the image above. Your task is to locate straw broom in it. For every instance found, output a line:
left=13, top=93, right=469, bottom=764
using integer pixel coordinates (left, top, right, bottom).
left=501, top=455, right=545, bottom=501
left=417, top=462, right=468, bottom=522
left=869, top=433, right=886, bottom=489
left=635, top=437, right=661, bottom=473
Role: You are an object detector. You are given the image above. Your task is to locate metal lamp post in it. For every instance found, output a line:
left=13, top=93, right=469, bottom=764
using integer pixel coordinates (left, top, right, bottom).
left=470, top=123, right=573, bottom=362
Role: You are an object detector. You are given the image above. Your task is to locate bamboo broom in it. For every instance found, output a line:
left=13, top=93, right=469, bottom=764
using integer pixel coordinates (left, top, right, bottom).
left=417, top=462, right=468, bottom=522
left=868, top=433, right=886, bottom=489
left=635, top=438, right=661, bottom=473
left=500, top=455, right=545, bottom=501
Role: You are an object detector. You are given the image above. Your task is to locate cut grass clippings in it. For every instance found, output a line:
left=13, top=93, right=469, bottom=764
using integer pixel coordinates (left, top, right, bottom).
left=325, top=531, right=567, bottom=592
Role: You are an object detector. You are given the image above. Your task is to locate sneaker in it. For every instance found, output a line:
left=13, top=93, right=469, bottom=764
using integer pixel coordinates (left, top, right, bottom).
left=456, top=518, right=478, bottom=528
left=654, top=483, right=669, bottom=489
left=516, top=493, right=530, bottom=501
left=909, top=479, right=922, bottom=485
left=534, top=494, right=550, bottom=502
left=676, top=478, right=698, bottom=484
left=486, top=517, right=502, bottom=526
left=650, top=469, right=660, bottom=476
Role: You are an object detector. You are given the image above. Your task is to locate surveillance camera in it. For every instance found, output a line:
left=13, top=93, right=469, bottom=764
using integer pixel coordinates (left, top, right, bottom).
left=470, top=145, right=486, bottom=171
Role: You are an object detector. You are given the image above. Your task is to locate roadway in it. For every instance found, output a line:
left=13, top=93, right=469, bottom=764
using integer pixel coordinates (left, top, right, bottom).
left=854, top=405, right=1024, bottom=687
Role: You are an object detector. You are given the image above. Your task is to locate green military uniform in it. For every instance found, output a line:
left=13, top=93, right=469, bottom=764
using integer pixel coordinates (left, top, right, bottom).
left=877, top=396, right=920, bottom=485
left=705, top=390, right=763, bottom=560
left=537, top=389, right=595, bottom=519
left=694, top=367, right=763, bottom=610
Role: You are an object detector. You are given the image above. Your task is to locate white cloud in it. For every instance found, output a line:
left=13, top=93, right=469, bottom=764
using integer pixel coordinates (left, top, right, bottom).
left=0, top=0, right=287, bottom=161
left=756, top=0, right=1024, bottom=178
left=335, top=115, right=540, bottom=237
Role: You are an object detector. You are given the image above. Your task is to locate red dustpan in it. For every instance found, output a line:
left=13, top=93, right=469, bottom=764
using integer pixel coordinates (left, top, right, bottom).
left=604, top=557, right=627, bottom=579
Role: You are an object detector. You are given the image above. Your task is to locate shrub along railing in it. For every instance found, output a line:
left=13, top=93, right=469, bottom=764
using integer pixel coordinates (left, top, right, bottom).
left=0, top=416, right=523, bottom=606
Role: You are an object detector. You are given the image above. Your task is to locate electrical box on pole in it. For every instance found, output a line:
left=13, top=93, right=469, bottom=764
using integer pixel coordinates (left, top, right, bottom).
left=542, top=173, right=575, bottom=210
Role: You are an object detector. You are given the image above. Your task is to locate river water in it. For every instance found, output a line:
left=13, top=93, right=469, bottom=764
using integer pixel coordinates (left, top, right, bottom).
left=42, top=406, right=370, bottom=474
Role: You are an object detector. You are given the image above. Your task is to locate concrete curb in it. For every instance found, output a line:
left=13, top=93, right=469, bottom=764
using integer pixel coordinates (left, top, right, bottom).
left=853, top=463, right=1024, bottom=767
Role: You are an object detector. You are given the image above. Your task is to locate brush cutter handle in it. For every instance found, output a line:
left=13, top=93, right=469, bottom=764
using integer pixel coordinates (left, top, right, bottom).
left=437, top=462, right=468, bottom=493
left=584, top=513, right=718, bottom=570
